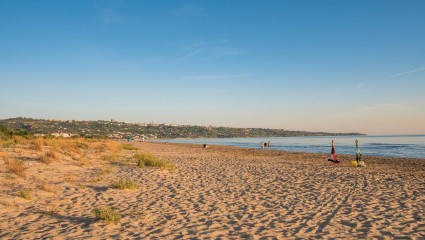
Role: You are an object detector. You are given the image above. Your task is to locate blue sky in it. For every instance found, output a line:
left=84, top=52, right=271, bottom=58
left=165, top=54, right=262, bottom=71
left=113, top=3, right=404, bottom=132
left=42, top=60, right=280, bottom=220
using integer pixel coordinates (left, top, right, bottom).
left=1, top=0, right=424, bottom=134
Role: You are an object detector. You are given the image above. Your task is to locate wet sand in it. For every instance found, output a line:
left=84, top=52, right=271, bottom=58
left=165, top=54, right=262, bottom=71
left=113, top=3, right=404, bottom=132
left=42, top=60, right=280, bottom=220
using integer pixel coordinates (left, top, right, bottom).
left=1, top=141, right=424, bottom=239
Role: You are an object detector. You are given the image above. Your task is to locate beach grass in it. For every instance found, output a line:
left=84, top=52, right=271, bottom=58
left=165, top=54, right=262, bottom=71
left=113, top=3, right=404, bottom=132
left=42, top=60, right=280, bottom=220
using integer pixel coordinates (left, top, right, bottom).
left=38, top=150, right=59, bottom=165
left=41, top=182, right=58, bottom=194
left=93, top=206, right=121, bottom=224
left=134, top=152, right=175, bottom=170
left=123, top=144, right=139, bottom=151
left=19, top=189, right=32, bottom=200
left=111, top=179, right=138, bottom=190
left=42, top=202, right=59, bottom=216
left=98, top=166, right=115, bottom=175
left=4, top=158, right=26, bottom=177
left=38, top=155, right=52, bottom=165
left=102, top=153, right=118, bottom=162
left=65, top=174, right=75, bottom=184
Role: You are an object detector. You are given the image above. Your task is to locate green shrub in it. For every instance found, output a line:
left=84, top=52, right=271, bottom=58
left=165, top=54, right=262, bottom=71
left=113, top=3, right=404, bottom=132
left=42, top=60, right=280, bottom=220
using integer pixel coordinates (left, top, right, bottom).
left=110, top=179, right=138, bottom=190
left=134, top=152, right=175, bottom=170
left=93, top=206, right=121, bottom=224
left=0, top=125, right=33, bottom=139
left=122, top=144, right=139, bottom=150
left=2, top=140, right=17, bottom=148
left=19, top=189, right=32, bottom=200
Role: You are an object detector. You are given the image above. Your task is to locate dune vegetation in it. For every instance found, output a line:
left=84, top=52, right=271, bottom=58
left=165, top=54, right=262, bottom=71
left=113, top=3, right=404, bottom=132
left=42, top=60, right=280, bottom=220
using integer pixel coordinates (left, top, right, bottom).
left=134, top=152, right=175, bottom=170
left=0, top=125, right=175, bottom=232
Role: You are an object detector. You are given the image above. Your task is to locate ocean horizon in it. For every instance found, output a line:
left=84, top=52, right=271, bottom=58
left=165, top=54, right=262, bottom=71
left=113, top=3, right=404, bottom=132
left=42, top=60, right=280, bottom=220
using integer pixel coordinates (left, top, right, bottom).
left=156, top=135, right=425, bottom=159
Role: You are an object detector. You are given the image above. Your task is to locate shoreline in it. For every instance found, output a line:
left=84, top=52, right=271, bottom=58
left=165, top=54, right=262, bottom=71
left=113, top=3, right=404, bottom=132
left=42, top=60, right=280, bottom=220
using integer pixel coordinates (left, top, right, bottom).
left=153, top=140, right=425, bottom=161
left=158, top=141, right=425, bottom=163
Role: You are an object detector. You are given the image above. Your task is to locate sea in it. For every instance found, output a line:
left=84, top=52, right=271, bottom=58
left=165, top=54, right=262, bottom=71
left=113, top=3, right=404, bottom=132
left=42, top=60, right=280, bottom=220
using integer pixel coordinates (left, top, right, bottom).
left=156, top=135, right=425, bottom=159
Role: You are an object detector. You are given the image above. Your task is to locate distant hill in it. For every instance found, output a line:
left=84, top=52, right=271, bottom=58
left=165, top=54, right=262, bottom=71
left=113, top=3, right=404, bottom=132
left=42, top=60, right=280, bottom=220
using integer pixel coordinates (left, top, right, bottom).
left=0, top=117, right=364, bottom=140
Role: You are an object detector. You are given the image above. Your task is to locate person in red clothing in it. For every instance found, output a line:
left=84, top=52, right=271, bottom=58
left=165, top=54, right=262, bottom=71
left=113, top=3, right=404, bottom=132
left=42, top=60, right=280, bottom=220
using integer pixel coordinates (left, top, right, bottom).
left=327, top=140, right=340, bottom=163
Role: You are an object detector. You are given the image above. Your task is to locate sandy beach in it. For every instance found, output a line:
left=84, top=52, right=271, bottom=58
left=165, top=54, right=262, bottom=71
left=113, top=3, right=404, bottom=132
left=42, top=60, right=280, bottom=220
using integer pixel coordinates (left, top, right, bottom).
left=1, top=140, right=424, bottom=239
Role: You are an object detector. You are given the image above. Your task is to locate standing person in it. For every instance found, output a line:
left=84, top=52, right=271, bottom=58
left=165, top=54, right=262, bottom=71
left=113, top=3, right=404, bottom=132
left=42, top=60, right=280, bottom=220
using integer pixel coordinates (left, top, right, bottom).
left=327, top=140, right=340, bottom=163
left=267, top=141, right=271, bottom=148
left=260, top=141, right=264, bottom=149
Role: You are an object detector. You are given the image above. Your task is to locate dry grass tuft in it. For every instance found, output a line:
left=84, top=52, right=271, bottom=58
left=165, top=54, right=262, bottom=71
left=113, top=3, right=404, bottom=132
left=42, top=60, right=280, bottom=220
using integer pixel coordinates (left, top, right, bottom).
left=72, top=153, right=90, bottom=166
left=111, top=179, right=138, bottom=190
left=44, top=138, right=91, bottom=154
left=42, top=202, right=59, bottom=216
left=2, top=139, right=17, bottom=148
left=93, top=141, right=123, bottom=153
left=41, top=182, right=58, bottom=194
left=93, top=142, right=107, bottom=152
left=123, top=144, right=139, bottom=151
left=29, top=141, right=42, bottom=151
left=65, top=174, right=75, bottom=184
left=98, top=166, right=115, bottom=175
left=75, top=142, right=89, bottom=150
left=5, top=174, right=16, bottom=180
left=45, top=150, right=58, bottom=160
left=134, top=152, right=175, bottom=170
left=4, top=158, right=26, bottom=177
left=104, top=141, right=123, bottom=153
left=93, top=206, right=121, bottom=224
left=38, top=155, right=51, bottom=165
left=28, top=138, right=45, bottom=150
left=93, top=177, right=104, bottom=182
left=38, top=150, right=58, bottom=165
left=102, top=154, right=118, bottom=162
left=19, top=189, right=32, bottom=200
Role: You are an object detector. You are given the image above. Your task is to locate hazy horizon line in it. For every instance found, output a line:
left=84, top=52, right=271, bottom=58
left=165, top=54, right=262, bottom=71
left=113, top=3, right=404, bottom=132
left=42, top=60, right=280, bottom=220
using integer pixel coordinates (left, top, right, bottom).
left=3, top=115, right=425, bottom=136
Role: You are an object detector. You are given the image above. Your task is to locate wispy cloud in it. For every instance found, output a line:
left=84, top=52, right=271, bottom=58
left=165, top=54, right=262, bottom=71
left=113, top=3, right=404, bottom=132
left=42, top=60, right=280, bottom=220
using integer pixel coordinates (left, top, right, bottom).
left=177, top=49, right=204, bottom=60
left=177, top=39, right=241, bottom=61
left=391, top=65, right=425, bottom=77
left=205, top=50, right=242, bottom=60
left=182, top=74, right=249, bottom=81
left=181, top=39, right=228, bottom=51
left=218, top=50, right=241, bottom=56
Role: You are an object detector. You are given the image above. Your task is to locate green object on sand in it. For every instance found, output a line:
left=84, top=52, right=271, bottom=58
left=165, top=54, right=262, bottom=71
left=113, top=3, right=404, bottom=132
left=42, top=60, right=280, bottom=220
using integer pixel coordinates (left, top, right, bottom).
left=355, top=139, right=364, bottom=167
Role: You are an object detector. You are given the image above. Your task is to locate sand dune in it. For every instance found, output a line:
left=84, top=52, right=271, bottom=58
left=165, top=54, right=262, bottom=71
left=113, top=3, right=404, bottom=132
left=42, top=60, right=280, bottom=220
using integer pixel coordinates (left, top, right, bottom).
left=1, top=141, right=424, bottom=239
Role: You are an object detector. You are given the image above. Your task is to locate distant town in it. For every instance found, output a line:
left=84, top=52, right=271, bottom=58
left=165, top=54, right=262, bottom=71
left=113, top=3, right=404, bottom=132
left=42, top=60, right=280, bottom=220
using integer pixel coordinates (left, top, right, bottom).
left=0, top=117, right=364, bottom=141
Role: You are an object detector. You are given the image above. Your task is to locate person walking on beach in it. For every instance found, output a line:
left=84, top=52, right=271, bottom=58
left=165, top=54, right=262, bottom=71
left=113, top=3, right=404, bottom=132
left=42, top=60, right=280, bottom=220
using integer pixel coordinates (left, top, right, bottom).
left=260, top=141, right=264, bottom=149
left=267, top=141, right=271, bottom=148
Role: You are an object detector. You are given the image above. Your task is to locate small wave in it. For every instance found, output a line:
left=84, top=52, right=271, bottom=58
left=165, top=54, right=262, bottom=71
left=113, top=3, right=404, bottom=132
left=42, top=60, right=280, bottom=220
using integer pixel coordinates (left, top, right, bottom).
left=366, top=143, right=418, bottom=147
